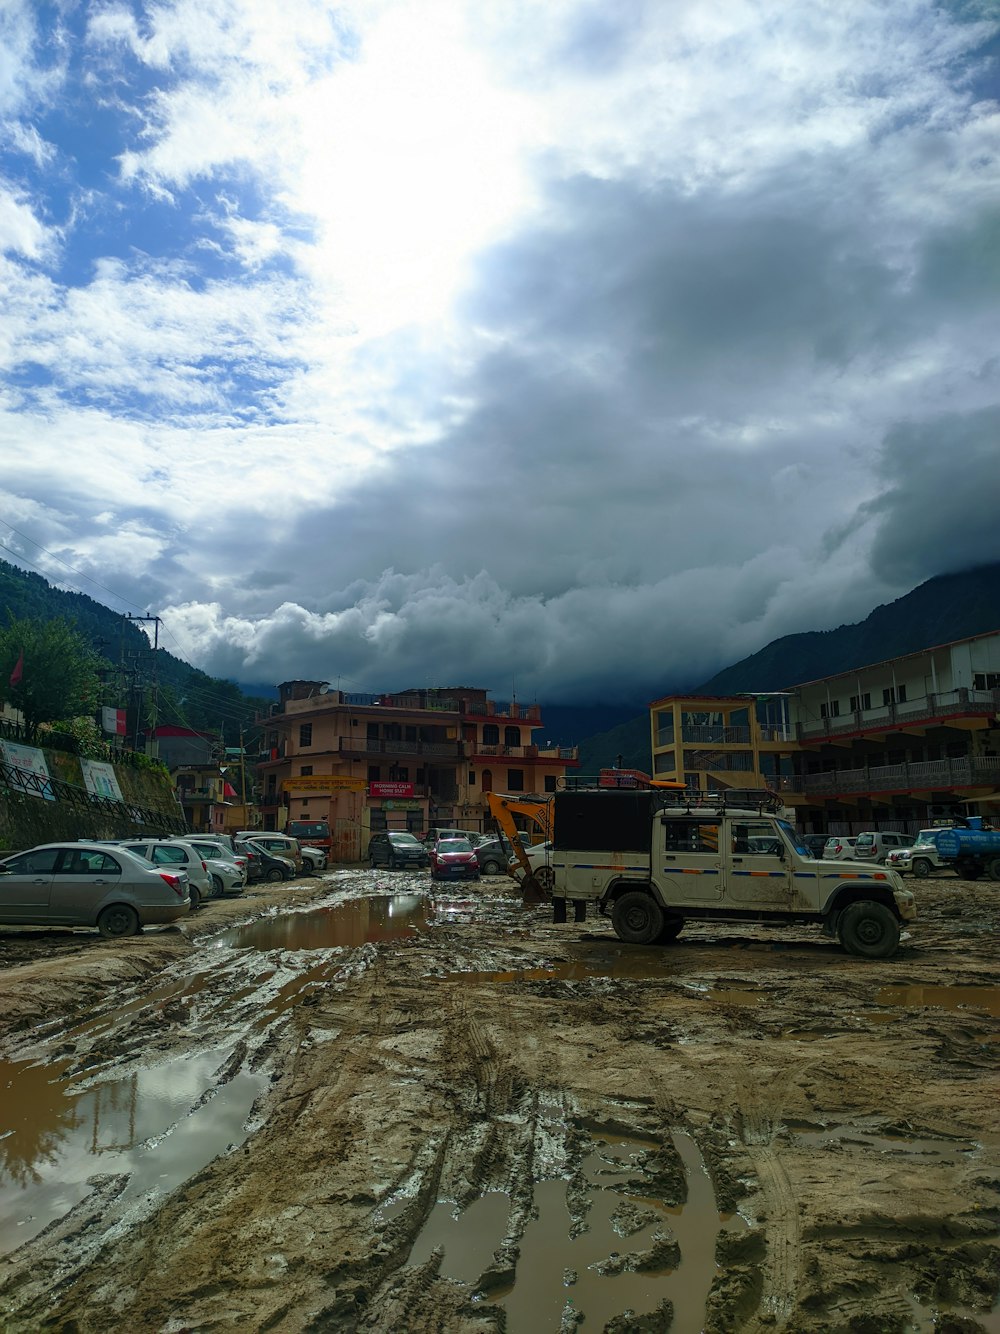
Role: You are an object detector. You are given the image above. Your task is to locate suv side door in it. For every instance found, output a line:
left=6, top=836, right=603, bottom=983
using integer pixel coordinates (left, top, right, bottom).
left=724, top=819, right=793, bottom=907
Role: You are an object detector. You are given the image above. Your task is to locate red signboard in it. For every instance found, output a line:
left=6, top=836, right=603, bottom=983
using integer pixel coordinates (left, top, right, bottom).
left=369, top=781, right=415, bottom=798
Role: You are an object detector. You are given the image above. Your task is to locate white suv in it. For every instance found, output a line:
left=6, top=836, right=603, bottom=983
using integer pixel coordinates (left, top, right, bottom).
left=854, top=831, right=911, bottom=864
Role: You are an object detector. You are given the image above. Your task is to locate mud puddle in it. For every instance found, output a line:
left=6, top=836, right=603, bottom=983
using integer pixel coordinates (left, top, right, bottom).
left=216, top=892, right=431, bottom=951
left=0, top=1045, right=263, bottom=1253
left=399, top=1129, right=741, bottom=1330
left=876, top=983, right=1000, bottom=1017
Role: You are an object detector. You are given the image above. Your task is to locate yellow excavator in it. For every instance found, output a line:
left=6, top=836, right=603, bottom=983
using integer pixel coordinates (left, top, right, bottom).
left=485, top=791, right=554, bottom=902
left=487, top=774, right=686, bottom=902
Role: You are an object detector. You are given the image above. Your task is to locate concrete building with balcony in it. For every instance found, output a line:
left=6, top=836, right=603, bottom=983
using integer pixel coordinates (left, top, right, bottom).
left=256, top=682, right=579, bottom=861
left=650, top=630, right=1000, bottom=835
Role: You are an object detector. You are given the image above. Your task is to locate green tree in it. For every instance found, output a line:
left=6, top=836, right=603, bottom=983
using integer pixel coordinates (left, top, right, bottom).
left=0, top=616, right=102, bottom=743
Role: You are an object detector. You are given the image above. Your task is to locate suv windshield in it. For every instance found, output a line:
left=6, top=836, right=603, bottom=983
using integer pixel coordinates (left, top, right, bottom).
left=387, top=834, right=420, bottom=846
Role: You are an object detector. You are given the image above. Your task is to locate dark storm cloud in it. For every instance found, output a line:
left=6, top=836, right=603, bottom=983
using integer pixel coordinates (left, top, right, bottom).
left=860, top=405, right=1000, bottom=584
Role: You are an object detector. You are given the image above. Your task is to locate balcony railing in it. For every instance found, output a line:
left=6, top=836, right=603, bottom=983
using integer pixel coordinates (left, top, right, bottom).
left=339, top=738, right=463, bottom=758
left=799, top=688, right=1000, bottom=741
left=681, top=726, right=751, bottom=744
left=779, top=754, right=1000, bottom=796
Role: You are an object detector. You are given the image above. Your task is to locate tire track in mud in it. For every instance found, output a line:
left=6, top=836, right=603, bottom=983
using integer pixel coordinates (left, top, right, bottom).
left=732, top=1069, right=802, bottom=1332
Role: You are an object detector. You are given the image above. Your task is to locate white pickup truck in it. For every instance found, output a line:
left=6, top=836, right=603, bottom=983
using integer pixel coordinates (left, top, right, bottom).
left=533, top=786, right=915, bottom=958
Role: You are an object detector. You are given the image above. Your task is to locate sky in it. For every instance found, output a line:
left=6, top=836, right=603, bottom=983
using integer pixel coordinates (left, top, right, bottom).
left=1, top=0, right=999, bottom=707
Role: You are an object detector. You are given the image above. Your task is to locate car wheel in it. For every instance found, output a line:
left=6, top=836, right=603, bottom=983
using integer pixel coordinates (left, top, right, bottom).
left=610, top=890, right=664, bottom=945
left=985, top=857, right=1000, bottom=881
left=534, top=865, right=556, bottom=893
left=265, top=867, right=284, bottom=883
left=210, top=874, right=225, bottom=898
left=911, top=857, right=933, bottom=878
left=838, top=900, right=900, bottom=959
left=388, top=855, right=397, bottom=870
left=369, top=854, right=378, bottom=868
left=97, top=904, right=140, bottom=939
left=189, top=886, right=201, bottom=911
left=480, top=859, right=502, bottom=875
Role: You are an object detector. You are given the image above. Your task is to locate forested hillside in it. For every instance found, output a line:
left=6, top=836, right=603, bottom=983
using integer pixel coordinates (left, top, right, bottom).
left=575, top=563, right=1000, bottom=774
left=0, top=561, right=269, bottom=745
left=697, top=563, right=1000, bottom=694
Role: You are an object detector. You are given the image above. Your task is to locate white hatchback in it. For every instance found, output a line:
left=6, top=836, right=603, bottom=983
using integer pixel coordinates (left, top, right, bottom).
left=822, top=836, right=859, bottom=861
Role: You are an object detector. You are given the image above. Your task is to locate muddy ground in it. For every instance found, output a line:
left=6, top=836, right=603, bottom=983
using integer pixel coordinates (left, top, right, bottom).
left=0, top=869, right=997, bottom=1333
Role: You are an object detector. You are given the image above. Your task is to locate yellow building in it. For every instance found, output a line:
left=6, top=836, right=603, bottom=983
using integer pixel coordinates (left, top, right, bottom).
left=649, top=630, right=1000, bottom=835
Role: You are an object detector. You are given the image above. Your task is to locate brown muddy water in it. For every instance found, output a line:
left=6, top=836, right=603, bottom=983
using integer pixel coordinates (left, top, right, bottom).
left=0, top=1045, right=263, bottom=1253
left=392, top=1129, right=743, bottom=1330
left=216, top=892, right=431, bottom=951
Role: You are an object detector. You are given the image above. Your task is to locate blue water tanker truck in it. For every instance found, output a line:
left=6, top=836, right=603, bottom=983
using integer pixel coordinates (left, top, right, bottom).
left=917, top=818, right=1000, bottom=880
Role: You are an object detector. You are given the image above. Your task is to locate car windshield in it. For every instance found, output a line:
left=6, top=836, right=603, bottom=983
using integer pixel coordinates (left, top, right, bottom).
left=388, top=834, right=421, bottom=846
left=439, top=839, right=472, bottom=853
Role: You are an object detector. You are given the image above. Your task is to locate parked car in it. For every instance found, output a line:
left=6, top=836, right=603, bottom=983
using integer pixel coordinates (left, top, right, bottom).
left=893, top=830, right=951, bottom=878
left=234, top=838, right=264, bottom=882
left=173, top=839, right=245, bottom=897
left=100, top=838, right=213, bottom=910
left=0, top=842, right=190, bottom=937
left=298, top=844, right=328, bottom=872
left=475, top=835, right=517, bottom=874
left=236, top=832, right=303, bottom=874
left=425, top=828, right=486, bottom=848
left=822, top=836, right=859, bottom=861
left=252, top=847, right=297, bottom=883
left=801, top=834, right=829, bottom=860
left=886, top=847, right=914, bottom=875
left=369, top=831, right=430, bottom=870
left=853, top=831, right=911, bottom=864
left=429, top=838, right=481, bottom=881
left=508, top=840, right=555, bottom=891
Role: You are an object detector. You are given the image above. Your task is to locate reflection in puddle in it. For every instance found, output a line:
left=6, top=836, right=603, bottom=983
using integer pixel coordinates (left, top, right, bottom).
left=876, top=984, right=1000, bottom=1018
left=400, top=1129, right=741, bottom=1330
left=0, top=1048, right=263, bottom=1254
left=217, top=894, right=431, bottom=951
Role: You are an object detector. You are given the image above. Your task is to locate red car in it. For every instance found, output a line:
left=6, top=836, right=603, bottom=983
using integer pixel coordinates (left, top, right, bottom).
left=429, top=838, right=481, bottom=881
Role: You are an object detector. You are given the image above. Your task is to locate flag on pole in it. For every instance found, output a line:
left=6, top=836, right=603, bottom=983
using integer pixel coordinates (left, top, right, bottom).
left=9, top=651, right=23, bottom=688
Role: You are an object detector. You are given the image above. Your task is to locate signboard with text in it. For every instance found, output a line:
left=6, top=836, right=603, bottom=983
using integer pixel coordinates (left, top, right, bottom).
left=0, top=741, right=54, bottom=800
left=80, top=759, right=124, bottom=802
left=369, top=781, right=415, bottom=798
left=384, top=798, right=423, bottom=810
left=283, top=776, right=367, bottom=793
left=101, top=707, right=127, bottom=736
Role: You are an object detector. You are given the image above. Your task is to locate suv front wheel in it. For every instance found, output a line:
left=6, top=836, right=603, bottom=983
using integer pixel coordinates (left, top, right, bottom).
left=838, top=899, right=900, bottom=959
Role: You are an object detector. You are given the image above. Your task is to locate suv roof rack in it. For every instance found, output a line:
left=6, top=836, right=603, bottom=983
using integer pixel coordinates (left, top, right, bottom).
left=652, top=788, right=784, bottom=815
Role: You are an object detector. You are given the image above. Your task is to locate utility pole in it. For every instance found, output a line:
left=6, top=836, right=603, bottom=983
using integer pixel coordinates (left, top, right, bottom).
left=124, top=613, right=163, bottom=756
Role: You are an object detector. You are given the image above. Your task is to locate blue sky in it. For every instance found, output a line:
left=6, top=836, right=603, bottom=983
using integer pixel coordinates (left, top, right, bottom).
left=2, top=0, right=999, bottom=703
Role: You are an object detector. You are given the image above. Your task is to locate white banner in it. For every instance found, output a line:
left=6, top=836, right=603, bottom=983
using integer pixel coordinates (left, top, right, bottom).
left=0, top=741, right=55, bottom=800
left=80, top=758, right=124, bottom=802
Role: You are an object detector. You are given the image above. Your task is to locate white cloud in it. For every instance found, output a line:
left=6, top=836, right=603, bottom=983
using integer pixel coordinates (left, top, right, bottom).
left=0, top=0, right=997, bottom=701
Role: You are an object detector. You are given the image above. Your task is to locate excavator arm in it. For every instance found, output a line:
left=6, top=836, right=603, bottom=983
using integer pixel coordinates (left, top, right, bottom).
left=485, top=791, right=554, bottom=902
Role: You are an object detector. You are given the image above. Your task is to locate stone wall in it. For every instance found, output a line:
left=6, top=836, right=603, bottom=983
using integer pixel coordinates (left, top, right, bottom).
left=0, top=750, right=182, bottom=853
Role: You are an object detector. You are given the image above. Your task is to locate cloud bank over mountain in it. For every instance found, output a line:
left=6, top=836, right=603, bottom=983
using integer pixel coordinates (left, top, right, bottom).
left=2, top=0, right=999, bottom=702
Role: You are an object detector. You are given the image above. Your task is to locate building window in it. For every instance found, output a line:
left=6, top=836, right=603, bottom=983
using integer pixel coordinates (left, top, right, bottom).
left=469, top=770, right=476, bottom=785
left=300, top=766, right=313, bottom=776
left=266, top=775, right=277, bottom=797
left=544, top=775, right=556, bottom=792
left=301, top=798, right=309, bottom=807
left=507, top=769, right=524, bottom=791
left=483, top=724, right=500, bottom=745
left=481, top=768, right=493, bottom=793
left=882, top=687, right=907, bottom=706
left=820, top=700, right=840, bottom=719
left=370, top=809, right=387, bottom=831
left=849, top=693, right=871, bottom=712
left=299, top=723, right=313, bottom=746
left=388, top=765, right=409, bottom=781
left=368, top=765, right=381, bottom=781
left=367, top=722, right=379, bottom=740
left=504, top=726, right=520, bottom=747
left=974, top=672, right=1000, bottom=690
